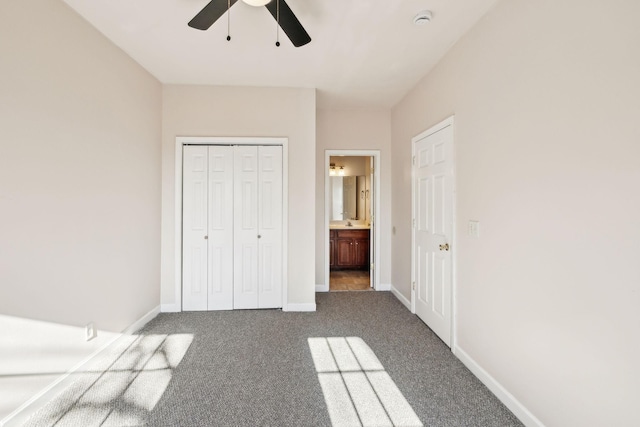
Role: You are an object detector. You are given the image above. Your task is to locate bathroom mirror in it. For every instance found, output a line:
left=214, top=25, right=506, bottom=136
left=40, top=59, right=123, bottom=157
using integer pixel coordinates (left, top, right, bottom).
left=330, top=176, right=367, bottom=221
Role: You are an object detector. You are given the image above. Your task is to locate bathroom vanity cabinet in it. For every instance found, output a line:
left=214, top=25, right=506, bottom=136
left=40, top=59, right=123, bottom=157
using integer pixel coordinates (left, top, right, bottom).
left=329, top=229, right=370, bottom=270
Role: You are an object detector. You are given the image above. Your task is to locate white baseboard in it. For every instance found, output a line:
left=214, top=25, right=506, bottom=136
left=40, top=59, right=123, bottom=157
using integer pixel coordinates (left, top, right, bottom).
left=283, top=303, right=316, bottom=312
left=1, top=305, right=161, bottom=427
left=315, top=283, right=329, bottom=292
left=390, top=285, right=411, bottom=310
left=125, top=306, right=161, bottom=334
left=376, top=283, right=391, bottom=291
left=161, top=303, right=180, bottom=313
left=454, top=346, right=544, bottom=427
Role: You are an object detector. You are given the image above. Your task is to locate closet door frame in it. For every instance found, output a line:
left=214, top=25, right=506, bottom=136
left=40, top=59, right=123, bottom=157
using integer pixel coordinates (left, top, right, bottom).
left=174, top=137, right=288, bottom=312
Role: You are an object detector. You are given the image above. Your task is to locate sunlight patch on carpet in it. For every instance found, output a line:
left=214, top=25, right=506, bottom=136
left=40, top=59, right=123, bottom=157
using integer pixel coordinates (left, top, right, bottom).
left=308, top=337, right=423, bottom=427
left=24, top=334, right=193, bottom=427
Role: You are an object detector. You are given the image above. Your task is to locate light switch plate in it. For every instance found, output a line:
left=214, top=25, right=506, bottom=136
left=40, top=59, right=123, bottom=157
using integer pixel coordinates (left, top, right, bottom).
left=468, top=220, right=480, bottom=238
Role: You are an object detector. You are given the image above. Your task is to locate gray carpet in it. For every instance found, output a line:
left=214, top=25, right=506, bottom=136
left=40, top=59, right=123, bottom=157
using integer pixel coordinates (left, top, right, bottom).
left=25, top=292, right=523, bottom=426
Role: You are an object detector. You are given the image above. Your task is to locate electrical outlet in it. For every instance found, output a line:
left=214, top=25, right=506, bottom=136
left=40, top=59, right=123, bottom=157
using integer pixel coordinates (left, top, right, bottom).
left=85, top=322, right=97, bottom=341
left=468, top=220, right=480, bottom=238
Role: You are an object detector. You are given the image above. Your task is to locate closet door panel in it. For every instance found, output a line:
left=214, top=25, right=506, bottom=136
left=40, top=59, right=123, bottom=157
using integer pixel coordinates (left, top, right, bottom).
left=234, top=146, right=259, bottom=309
left=258, top=146, right=283, bottom=308
left=182, top=146, right=208, bottom=311
left=207, top=146, right=234, bottom=310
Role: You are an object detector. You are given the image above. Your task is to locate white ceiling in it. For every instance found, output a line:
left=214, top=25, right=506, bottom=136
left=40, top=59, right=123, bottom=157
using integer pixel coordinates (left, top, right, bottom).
left=62, top=0, right=498, bottom=109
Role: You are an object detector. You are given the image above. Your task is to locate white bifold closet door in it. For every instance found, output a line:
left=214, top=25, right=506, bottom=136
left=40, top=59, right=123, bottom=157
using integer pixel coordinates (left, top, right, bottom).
left=182, top=145, right=282, bottom=311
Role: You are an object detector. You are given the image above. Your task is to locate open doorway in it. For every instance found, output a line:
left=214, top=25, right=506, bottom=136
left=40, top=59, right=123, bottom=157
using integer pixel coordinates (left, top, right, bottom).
left=324, top=151, right=380, bottom=292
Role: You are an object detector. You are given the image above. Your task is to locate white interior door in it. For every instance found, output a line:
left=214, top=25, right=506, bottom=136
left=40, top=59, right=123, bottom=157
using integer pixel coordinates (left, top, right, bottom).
left=207, top=146, right=234, bottom=310
left=413, top=123, right=454, bottom=346
left=182, top=146, right=209, bottom=311
left=257, top=146, right=283, bottom=308
left=234, top=146, right=260, bottom=309
left=183, top=144, right=283, bottom=311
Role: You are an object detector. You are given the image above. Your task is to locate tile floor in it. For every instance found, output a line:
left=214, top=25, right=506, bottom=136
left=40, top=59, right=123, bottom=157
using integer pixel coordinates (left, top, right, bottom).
left=329, top=270, right=372, bottom=291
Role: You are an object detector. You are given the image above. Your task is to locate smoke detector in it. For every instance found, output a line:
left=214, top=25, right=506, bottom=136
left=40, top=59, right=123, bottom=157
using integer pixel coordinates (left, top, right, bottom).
left=413, top=10, right=433, bottom=26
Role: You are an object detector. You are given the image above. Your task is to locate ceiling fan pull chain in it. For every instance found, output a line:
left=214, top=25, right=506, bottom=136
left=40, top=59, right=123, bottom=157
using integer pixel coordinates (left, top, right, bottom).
left=275, top=0, right=280, bottom=47
left=226, top=0, right=231, bottom=41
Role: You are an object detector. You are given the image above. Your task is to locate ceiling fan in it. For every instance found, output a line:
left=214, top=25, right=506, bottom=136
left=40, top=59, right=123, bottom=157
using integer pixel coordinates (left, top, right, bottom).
left=188, top=0, right=311, bottom=47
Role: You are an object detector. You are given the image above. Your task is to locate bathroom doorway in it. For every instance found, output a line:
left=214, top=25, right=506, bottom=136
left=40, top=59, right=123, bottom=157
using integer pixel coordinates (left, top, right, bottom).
left=324, top=150, right=380, bottom=292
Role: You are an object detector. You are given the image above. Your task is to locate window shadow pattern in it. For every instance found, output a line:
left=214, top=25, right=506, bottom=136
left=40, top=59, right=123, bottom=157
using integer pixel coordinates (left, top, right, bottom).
left=308, top=337, right=423, bottom=427
left=23, top=333, right=193, bottom=427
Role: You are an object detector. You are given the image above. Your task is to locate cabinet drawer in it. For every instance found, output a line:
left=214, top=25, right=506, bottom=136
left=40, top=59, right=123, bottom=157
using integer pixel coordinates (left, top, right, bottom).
left=335, top=229, right=369, bottom=239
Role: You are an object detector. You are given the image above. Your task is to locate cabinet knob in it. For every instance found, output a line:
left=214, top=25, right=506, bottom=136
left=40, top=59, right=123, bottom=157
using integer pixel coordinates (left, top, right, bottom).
left=258, top=235, right=262, bottom=239
left=204, top=236, right=208, bottom=240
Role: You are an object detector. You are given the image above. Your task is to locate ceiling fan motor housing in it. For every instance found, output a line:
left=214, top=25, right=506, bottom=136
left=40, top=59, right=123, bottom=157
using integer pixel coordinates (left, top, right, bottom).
left=243, top=0, right=271, bottom=6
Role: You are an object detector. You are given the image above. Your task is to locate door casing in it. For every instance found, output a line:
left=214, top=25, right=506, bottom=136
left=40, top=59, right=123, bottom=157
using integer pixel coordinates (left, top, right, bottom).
left=323, top=150, right=381, bottom=292
left=174, top=136, right=288, bottom=312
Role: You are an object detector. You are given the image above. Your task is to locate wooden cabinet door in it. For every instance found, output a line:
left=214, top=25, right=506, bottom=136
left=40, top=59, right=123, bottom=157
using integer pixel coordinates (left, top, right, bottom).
left=329, top=237, right=335, bottom=267
left=354, top=238, right=369, bottom=268
left=332, top=229, right=370, bottom=269
left=336, top=238, right=353, bottom=266
left=329, top=230, right=336, bottom=267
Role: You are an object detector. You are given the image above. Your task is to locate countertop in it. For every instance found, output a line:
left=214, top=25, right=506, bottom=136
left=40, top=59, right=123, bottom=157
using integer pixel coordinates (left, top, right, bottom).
left=330, top=224, right=371, bottom=230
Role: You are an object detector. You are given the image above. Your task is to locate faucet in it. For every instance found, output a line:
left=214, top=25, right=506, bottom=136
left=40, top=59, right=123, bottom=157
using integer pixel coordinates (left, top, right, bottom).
left=346, top=221, right=352, bottom=226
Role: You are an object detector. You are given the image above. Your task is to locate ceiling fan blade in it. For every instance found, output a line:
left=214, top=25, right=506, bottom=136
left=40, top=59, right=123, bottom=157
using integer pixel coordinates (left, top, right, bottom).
left=265, top=0, right=311, bottom=47
left=189, top=0, right=238, bottom=30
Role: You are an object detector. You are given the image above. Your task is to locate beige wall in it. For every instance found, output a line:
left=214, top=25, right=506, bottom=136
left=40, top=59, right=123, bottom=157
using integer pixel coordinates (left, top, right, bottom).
left=0, top=0, right=161, bottom=420
left=161, top=85, right=316, bottom=308
left=316, top=109, right=392, bottom=287
left=391, top=0, right=640, bottom=425
left=0, top=0, right=161, bottom=332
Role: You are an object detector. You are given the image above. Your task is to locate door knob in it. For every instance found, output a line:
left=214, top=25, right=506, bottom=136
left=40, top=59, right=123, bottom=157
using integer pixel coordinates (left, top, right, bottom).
left=439, top=243, right=449, bottom=251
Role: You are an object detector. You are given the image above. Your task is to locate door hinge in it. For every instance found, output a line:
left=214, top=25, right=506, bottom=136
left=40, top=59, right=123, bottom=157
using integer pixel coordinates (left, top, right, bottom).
left=412, top=281, right=416, bottom=291
left=412, top=218, right=416, bottom=228
left=370, top=263, right=375, bottom=271
left=412, top=156, right=416, bottom=166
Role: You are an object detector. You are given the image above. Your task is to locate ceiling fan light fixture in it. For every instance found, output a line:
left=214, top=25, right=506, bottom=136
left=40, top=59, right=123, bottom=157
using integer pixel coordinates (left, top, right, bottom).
left=242, top=0, right=272, bottom=6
